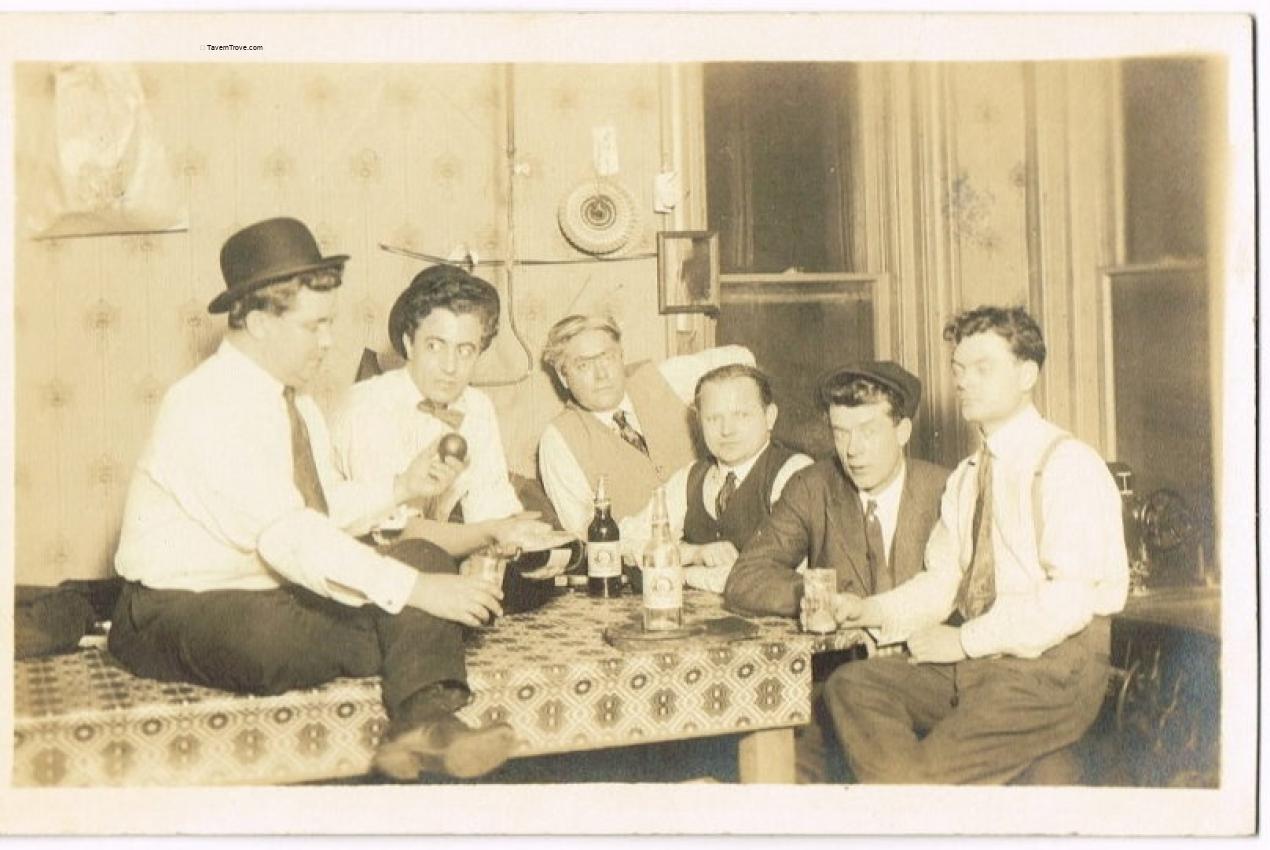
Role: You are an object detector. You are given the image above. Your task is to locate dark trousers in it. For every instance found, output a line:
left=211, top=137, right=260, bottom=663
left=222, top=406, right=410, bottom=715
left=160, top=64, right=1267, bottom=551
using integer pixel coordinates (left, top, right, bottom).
left=107, top=539, right=465, bottom=723
left=824, top=617, right=1110, bottom=784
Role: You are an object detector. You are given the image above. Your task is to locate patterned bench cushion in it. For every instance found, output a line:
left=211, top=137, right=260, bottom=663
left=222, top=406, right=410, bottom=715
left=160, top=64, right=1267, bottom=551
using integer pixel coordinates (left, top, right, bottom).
left=15, top=648, right=387, bottom=786
left=14, top=593, right=846, bottom=787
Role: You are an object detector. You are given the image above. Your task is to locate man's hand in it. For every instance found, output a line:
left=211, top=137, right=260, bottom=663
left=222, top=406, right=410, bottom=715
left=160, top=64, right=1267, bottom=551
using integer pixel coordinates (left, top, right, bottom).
left=906, top=624, right=967, bottom=664
left=487, top=512, right=554, bottom=549
left=830, top=592, right=866, bottom=625
left=405, top=572, right=503, bottom=628
left=799, top=591, right=863, bottom=632
left=680, top=541, right=739, bottom=569
left=395, top=438, right=466, bottom=504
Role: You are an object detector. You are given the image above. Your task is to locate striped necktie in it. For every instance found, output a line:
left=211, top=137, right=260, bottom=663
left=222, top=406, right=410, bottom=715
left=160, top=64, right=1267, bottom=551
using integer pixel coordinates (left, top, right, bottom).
left=612, top=409, right=650, bottom=456
left=715, top=471, right=738, bottom=518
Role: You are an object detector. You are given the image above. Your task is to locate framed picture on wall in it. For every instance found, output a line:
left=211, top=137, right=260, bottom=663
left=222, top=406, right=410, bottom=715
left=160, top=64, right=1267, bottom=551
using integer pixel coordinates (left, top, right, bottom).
left=657, top=230, right=720, bottom=314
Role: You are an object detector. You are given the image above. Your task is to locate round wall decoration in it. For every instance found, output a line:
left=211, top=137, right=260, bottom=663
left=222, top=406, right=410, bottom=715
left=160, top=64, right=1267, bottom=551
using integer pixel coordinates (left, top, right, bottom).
left=557, top=178, right=640, bottom=256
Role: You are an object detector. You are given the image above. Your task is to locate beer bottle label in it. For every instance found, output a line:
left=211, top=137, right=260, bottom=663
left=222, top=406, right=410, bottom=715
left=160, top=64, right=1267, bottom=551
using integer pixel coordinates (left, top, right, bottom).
left=642, top=565, right=683, bottom=610
left=587, top=541, right=622, bottom=578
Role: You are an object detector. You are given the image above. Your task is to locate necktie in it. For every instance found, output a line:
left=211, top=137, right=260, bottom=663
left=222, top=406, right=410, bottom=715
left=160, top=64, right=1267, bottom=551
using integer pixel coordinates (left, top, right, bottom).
left=417, top=399, right=465, bottom=429
left=955, top=446, right=996, bottom=620
left=612, top=410, right=650, bottom=456
left=865, top=499, right=892, bottom=593
left=284, top=386, right=329, bottom=515
left=715, top=470, right=738, bottom=518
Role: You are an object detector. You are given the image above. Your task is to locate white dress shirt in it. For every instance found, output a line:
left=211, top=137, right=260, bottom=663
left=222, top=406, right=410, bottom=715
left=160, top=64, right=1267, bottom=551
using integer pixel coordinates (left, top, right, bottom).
left=619, top=442, right=813, bottom=592
left=538, top=344, right=756, bottom=536
left=871, top=404, right=1129, bottom=659
left=329, top=368, right=522, bottom=526
left=858, top=461, right=907, bottom=566
left=115, top=340, right=418, bottom=614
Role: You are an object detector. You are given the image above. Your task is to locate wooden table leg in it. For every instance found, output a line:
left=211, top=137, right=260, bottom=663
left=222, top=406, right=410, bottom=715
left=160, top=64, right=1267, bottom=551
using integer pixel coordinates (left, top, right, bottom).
left=737, top=727, right=796, bottom=783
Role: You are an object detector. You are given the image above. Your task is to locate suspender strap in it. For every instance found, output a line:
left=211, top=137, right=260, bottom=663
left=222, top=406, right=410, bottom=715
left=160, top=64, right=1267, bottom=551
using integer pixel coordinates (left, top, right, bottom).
left=1032, top=432, right=1072, bottom=572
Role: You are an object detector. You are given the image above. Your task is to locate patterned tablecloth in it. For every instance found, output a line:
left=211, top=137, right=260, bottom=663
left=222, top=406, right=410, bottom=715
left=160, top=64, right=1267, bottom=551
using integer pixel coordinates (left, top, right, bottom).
left=13, top=590, right=863, bottom=786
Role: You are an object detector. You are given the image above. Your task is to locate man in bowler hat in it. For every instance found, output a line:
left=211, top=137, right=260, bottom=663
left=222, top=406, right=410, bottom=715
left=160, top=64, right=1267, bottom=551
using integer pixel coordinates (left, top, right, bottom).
left=724, top=360, right=950, bottom=781
left=109, top=217, right=517, bottom=781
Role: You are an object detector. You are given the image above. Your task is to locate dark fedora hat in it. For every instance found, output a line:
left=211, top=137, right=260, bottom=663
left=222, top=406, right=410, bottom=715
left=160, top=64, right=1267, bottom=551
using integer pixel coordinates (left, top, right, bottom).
left=817, top=360, right=922, bottom=419
left=209, top=217, right=349, bottom=314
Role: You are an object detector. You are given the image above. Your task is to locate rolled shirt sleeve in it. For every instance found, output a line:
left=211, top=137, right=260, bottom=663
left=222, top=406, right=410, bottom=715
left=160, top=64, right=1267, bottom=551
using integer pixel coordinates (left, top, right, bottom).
left=258, top=509, right=419, bottom=613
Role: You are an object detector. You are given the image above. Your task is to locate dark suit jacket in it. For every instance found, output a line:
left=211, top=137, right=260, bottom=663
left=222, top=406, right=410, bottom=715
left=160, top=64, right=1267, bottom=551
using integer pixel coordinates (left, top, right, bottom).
left=724, top=457, right=950, bottom=617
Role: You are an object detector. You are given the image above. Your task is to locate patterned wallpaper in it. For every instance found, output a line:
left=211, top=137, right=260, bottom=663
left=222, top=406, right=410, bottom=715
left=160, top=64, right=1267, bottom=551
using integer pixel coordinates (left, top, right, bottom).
left=14, top=62, right=669, bottom=584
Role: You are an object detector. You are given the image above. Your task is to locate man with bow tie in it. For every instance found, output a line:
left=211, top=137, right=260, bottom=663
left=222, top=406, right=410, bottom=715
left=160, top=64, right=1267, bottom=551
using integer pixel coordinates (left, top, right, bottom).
left=330, top=265, right=551, bottom=557
left=111, top=218, right=516, bottom=782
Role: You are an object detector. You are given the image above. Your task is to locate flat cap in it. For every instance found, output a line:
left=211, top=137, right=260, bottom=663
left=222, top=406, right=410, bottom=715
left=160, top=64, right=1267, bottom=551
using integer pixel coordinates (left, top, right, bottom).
left=817, top=360, right=922, bottom=419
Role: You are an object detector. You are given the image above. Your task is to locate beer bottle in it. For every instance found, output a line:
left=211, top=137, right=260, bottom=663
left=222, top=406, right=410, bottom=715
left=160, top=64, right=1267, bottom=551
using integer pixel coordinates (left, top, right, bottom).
left=640, top=485, right=684, bottom=631
left=586, top=475, right=623, bottom=597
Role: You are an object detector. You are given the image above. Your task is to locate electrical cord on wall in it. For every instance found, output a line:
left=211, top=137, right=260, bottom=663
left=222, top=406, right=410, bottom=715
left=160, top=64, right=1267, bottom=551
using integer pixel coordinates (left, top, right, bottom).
left=378, top=63, right=656, bottom=389
left=473, top=63, right=532, bottom=389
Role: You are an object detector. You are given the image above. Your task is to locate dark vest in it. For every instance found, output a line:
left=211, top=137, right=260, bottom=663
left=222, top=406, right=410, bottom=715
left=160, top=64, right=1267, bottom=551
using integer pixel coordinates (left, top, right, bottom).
left=682, top=443, right=797, bottom=550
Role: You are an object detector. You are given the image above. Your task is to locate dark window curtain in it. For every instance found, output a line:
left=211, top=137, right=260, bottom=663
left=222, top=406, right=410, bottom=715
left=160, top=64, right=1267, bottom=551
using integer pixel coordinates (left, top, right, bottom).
left=704, top=63, right=854, bottom=274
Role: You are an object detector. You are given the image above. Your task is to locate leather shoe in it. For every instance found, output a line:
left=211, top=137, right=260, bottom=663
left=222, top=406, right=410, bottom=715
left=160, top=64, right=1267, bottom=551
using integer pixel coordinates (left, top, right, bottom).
left=374, top=716, right=516, bottom=781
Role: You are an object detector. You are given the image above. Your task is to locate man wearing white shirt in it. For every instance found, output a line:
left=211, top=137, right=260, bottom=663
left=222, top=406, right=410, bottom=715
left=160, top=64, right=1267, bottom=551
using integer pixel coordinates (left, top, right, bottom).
left=537, top=313, right=754, bottom=536
left=619, top=363, right=813, bottom=593
left=110, top=218, right=516, bottom=782
left=330, top=265, right=551, bottom=557
left=825, top=305, right=1129, bottom=784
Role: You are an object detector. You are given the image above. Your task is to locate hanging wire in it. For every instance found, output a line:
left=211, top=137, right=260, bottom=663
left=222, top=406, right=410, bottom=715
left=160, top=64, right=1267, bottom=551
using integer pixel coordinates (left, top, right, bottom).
left=378, top=65, right=656, bottom=388
left=377, top=241, right=655, bottom=268
left=473, top=63, right=534, bottom=389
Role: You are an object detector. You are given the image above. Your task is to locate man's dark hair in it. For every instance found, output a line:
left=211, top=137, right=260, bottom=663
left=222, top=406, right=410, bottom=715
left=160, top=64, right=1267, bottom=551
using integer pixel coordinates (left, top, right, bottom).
left=389, top=265, right=501, bottom=358
left=819, top=375, right=906, bottom=425
left=226, top=267, right=343, bottom=330
left=942, top=305, right=1047, bottom=368
left=694, top=363, right=774, bottom=409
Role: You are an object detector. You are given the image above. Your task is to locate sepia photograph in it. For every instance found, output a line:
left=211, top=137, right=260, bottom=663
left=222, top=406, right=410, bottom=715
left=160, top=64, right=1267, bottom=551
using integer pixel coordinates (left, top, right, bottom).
left=0, top=8, right=1258, bottom=839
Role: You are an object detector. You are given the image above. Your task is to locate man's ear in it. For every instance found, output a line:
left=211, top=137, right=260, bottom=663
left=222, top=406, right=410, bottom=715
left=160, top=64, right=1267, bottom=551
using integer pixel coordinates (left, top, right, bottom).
left=895, top=417, right=913, bottom=449
left=1018, top=359, right=1040, bottom=393
left=243, top=309, right=270, bottom=341
left=764, top=403, right=779, bottom=432
left=401, top=333, right=414, bottom=361
left=555, top=368, right=570, bottom=393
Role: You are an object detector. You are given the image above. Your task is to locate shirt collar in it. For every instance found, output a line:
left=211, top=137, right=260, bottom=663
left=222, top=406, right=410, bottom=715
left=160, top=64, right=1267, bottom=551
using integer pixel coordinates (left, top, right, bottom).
left=859, top=459, right=906, bottom=512
left=391, top=367, right=471, bottom=414
left=981, top=403, right=1045, bottom=463
left=588, top=393, right=636, bottom=426
left=220, top=338, right=287, bottom=398
left=716, top=440, right=770, bottom=484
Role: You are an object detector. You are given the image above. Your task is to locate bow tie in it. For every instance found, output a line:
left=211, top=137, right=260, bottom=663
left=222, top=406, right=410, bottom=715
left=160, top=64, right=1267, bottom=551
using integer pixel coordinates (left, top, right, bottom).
left=418, top=399, right=465, bottom=429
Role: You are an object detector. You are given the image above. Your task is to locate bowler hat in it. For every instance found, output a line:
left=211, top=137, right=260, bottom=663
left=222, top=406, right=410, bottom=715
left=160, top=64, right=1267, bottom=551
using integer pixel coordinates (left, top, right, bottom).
left=817, top=360, right=922, bottom=419
left=209, top=217, right=348, bottom=314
